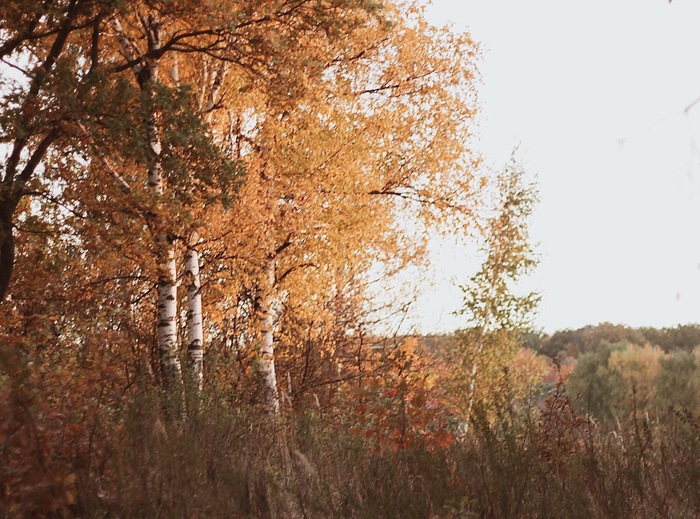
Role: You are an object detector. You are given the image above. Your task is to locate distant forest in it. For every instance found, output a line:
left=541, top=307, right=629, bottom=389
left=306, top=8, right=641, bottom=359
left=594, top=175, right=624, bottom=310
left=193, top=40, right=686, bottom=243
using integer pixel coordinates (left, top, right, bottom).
left=529, top=322, right=700, bottom=358
left=421, top=322, right=700, bottom=427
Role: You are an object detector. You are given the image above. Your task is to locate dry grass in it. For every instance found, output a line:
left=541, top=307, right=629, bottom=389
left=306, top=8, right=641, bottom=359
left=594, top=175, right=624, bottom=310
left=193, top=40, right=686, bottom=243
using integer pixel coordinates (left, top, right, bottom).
left=55, top=383, right=699, bottom=519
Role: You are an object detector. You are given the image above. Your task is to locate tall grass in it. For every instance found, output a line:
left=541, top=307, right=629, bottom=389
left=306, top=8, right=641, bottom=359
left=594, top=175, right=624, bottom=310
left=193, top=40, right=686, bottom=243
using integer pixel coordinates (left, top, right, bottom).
left=62, top=382, right=699, bottom=518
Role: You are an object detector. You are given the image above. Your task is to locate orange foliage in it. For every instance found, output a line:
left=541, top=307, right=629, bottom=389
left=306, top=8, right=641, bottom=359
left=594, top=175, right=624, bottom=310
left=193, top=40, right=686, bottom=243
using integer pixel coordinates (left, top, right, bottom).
left=350, top=338, right=456, bottom=452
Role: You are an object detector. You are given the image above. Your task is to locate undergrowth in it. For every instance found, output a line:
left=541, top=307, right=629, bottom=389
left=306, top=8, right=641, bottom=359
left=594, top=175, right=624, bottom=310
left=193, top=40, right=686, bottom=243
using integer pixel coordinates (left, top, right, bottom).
left=2, top=379, right=698, bottom=518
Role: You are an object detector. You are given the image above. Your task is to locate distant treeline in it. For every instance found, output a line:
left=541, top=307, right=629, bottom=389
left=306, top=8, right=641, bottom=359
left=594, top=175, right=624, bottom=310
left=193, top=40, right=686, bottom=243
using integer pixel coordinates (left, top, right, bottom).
left=526, top=323, right=700, bottom=359
left=418, top=323, right=700, bottom=427
left=418, top=322, right=700, bottom=360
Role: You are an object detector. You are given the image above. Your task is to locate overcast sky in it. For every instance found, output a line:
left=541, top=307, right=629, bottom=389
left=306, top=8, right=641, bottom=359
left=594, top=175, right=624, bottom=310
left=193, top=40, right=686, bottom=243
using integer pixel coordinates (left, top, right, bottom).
left=409, top=0, right=700, bottom=334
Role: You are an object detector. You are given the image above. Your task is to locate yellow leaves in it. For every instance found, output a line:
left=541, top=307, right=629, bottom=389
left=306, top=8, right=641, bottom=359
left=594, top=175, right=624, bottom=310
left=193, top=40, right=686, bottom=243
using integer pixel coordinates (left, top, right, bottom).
left=608, top=343, right=666, bottom=403
left=509, top=347, right=551, bottom=401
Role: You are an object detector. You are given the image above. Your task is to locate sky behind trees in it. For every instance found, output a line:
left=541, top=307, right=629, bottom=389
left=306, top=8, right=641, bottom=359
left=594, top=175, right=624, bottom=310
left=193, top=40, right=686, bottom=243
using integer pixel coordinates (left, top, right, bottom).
left=413, top=0, right=700, bottom=333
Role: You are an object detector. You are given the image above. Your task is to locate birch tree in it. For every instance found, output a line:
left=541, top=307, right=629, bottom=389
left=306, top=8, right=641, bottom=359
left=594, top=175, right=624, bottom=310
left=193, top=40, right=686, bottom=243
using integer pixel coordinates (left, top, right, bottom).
left=109, top=12, right=185, bottom=387
left=169, top=57, right=227, bottom=393
left=2, top=0, right=482, bottom=418
left=184, top=232, right=204, bottom=392
left=206, top=1, right=480, bottom=413
left=103, top=0, right=357, bottom=390
left=458, top=158, right=540, bottom=430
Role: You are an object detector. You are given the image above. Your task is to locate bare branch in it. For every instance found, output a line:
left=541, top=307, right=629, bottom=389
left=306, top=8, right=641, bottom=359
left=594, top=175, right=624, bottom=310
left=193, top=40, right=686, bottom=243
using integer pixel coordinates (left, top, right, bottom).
left=110, top=16, right=145, bottom=75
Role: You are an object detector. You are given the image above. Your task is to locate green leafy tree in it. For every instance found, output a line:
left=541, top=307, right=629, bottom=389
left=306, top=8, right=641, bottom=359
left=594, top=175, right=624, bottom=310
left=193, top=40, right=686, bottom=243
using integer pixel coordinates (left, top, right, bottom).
left=608, top=343, right=665, bottom=418
left=568, top=341, right=700, bottom=425
left=655, top=348, right=700, bottom=414
left=456, top=157, right=540, bottom=428
left=566, top=341, right=627, bottom=424
left=537, top=324, right=647, bottom=360
left=641, top=324, right=700, bottom=353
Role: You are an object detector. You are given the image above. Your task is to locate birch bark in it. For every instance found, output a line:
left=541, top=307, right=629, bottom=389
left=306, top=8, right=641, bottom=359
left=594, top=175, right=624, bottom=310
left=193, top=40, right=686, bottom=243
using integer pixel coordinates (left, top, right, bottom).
left=185, top=233, right=204, bottom=392
left=157, top=234, right=182, bottom=386
left=258, top=257, right=280, bottom=414
left=178, top=60, right=227, bottom=390
left=112, top=15, right=183, bottom=388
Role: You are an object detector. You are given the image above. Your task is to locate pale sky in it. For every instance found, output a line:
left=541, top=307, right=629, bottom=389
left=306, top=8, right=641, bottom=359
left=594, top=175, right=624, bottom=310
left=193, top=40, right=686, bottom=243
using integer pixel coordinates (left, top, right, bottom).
left=409, top=0, right=700, bottom=334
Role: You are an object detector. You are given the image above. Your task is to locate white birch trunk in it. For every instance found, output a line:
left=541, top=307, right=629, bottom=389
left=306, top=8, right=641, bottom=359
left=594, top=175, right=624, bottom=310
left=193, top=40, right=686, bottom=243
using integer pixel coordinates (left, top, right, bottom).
left=177, top=58, right=227, bottom=392
left=258, top=258, right=280, bottom=414
left=185, top=233, right=204, bottom=392
left=113, top=15, right=183, bottom=389
left=145, top=26, right=183, bottom=390
left=178, top=57, right=228, bottom=393
left=204, top=62, right=227, bottom=124
left=170, top=57, right=205, bottom=393
left=158, top=236, right=182, bottom=386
